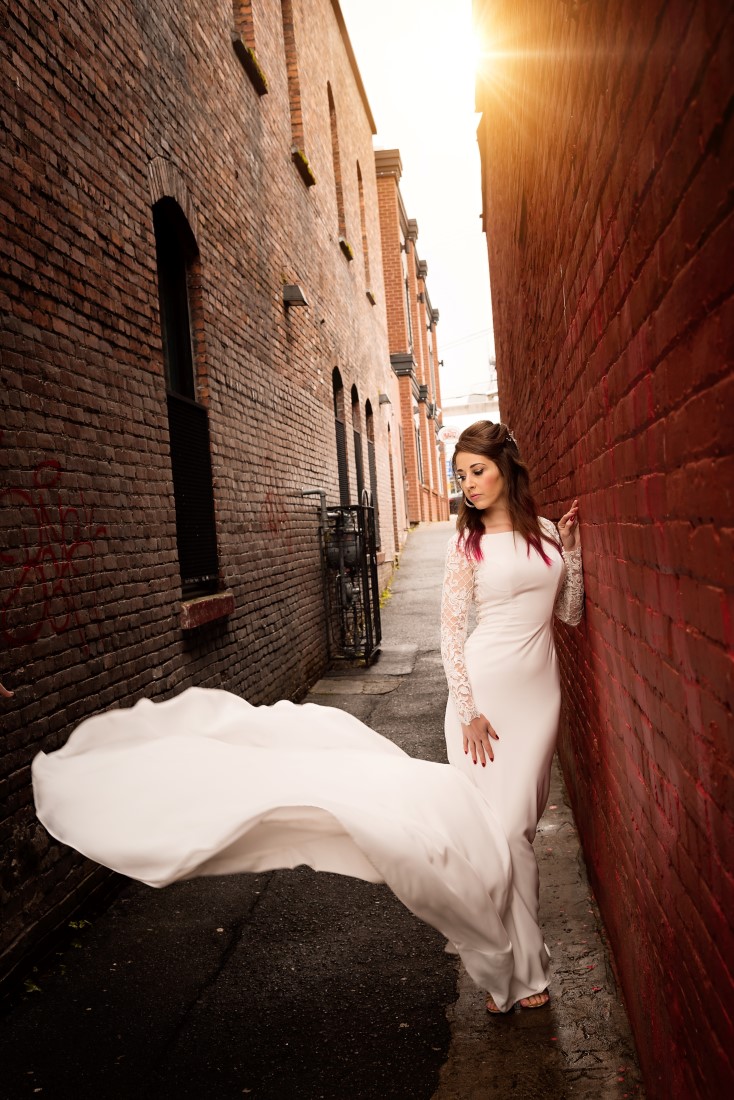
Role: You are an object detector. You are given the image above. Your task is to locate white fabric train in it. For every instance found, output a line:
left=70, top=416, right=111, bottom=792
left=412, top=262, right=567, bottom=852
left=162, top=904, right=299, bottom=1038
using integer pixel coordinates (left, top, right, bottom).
left=32, top=687, right=522, bottom=1011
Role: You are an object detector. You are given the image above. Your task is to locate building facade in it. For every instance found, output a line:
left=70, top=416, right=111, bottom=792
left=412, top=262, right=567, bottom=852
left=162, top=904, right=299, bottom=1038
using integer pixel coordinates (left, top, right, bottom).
left=375, top=150, right=450, bottom=525
left=474, top=1, right=734, bottom=1096
left=0, top=0, right=414, bottom=980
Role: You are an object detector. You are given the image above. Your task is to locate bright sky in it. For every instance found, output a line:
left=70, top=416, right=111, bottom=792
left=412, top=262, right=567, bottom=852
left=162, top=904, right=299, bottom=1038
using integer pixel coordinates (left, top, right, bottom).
left=340, top=0, right=495, bottom=403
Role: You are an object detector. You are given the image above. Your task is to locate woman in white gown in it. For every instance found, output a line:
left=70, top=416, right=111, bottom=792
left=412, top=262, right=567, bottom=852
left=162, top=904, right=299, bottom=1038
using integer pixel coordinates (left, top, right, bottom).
left=441, top=420, right=583, bottom=1012
left=31, top=419, right=582, bottom=1017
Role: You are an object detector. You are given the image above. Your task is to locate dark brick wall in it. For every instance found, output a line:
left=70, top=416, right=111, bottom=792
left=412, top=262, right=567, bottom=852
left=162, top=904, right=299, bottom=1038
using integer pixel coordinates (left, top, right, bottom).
left=475, top=0, right=733, bottom=1095
left=0, top=0, right=406, bottom=979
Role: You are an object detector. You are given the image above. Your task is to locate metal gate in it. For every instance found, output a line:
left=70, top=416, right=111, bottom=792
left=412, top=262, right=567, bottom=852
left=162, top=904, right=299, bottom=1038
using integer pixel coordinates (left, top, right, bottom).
left=321, top=498, right=382, bottom=664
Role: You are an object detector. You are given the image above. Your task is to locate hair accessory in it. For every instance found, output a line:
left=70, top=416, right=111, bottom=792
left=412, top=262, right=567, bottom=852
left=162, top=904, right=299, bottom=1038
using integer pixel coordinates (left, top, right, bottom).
left=507, top=428, right=517, bottom=445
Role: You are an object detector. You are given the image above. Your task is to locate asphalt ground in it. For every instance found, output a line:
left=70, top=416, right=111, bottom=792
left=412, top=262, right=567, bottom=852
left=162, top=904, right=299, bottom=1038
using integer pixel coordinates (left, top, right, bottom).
left=1, top=521, right=645, bottom=1099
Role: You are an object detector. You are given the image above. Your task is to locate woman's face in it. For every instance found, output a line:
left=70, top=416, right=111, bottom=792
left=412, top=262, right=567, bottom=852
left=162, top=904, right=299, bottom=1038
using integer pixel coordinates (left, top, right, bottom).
left=454, top=450, right=506, bottom=511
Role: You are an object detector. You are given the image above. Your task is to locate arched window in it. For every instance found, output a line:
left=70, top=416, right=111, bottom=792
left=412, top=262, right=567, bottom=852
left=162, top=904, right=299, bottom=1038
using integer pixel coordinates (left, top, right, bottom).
left=365, top=400, right=380, bottom=549
left=232, top=2, right=268, bottom=96
left=328, top=83, right=346, bottom=241
left=153, top=197, right=219, bottom=596
left=351, top=385, right=365, bottom=504
left=280, top=0, right=313, bottom=184
left=333, top=369, right=349, bottom=506
left=357, top=161, right=371, bottom=287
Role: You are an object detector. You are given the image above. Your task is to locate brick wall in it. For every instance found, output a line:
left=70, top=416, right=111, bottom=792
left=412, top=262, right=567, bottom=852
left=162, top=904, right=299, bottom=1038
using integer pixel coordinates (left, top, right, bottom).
left=0, top=0, right=407, bottom=980
left=475, top=1, right=733, bottom=1095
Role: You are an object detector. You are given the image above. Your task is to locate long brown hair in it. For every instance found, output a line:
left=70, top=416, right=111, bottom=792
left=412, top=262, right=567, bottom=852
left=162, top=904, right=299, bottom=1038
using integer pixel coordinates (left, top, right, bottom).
left=452, top=420, right=557, bottom=564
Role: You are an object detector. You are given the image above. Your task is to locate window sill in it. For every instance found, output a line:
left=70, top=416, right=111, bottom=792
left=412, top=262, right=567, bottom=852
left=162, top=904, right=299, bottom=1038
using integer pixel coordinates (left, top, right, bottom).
left=180, top=590, right=235, bottom=631
left=292, top=147, right=316, bottom=187
left=231, top=33, right=269, bottom=96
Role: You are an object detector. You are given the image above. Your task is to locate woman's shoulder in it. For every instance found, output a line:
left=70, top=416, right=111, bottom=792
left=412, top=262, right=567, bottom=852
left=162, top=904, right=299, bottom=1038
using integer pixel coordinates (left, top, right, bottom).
left=538, top=516, right=562, bottom=543
left=445, top=527, right=472, bottom=563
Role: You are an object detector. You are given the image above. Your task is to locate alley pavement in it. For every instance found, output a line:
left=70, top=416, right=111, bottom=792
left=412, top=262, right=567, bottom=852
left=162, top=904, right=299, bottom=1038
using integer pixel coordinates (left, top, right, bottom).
left=2, top=522, right=644, bottom=1099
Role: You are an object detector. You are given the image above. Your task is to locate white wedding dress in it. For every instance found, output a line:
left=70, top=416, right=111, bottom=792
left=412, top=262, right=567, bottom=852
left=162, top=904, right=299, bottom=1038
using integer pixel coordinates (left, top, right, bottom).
left=441, top=517, right=584, bottom=1004
left=32, top=519, right=583, bottom=1014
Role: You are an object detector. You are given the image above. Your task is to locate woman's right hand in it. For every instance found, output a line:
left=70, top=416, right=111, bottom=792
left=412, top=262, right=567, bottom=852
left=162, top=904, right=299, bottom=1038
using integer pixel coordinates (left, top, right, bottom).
left=461, top=715, right=499, bottom=766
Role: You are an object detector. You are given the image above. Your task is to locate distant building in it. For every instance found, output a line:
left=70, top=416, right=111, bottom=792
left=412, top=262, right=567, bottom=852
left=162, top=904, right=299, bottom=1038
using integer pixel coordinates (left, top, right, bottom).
left=375, top=150, right=450, bottom=524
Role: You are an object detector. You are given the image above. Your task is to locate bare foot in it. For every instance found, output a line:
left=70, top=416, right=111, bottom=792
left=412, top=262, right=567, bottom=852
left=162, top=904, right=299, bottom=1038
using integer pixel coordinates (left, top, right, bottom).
left=486, top=994, right=504, bottom=1014
left=518, top=990, right=550, bottom=1009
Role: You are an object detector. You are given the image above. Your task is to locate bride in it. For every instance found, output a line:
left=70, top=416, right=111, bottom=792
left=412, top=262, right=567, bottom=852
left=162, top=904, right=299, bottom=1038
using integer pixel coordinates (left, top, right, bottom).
left=32, top=420, right=582, bottom=1016
left=441, top=420, right=583, bottom=1012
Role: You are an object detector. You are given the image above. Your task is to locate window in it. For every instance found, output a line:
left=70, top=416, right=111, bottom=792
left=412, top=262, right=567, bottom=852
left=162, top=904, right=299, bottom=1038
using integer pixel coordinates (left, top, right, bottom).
left=333, top=369, right=349, bottom=506
left=387, top=422, right=400, bottom=548
left=415, top=418, right=424, bottom=485
left=399, top=423, right=410, bottom=517
left=153, top=198, right=219, bottom=597
left=281, top=0, right=314, bottom=184
left=328, top=84, right=346, bottom=243
left=365, top=400, right=380, bottom=549
left=357, top=161, right=371, bottom=287
left=402, top=253, right=413, bottom=351
left=351, top=385, right=365, bottom=504
left=232, top=2, right=268, bottom=96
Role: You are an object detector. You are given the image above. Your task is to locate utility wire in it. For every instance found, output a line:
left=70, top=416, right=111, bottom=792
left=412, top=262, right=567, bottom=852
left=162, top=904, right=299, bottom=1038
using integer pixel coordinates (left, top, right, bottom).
left=439, top=327, right=493, bottom=351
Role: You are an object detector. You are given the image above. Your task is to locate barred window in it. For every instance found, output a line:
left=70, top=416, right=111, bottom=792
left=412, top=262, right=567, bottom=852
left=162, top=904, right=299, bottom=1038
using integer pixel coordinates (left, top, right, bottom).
left=365, top=399, right=380, bottom=550
left=333, top=368, right=349, bottom=506
left=351, top=385, right=365, bottom=504
left=153, top=198, right=219, bottom=597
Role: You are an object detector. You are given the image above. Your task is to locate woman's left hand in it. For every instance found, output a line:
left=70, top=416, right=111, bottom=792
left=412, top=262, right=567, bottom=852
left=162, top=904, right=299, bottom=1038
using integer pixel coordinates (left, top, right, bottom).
left=558, top=499, right=580, bottom=552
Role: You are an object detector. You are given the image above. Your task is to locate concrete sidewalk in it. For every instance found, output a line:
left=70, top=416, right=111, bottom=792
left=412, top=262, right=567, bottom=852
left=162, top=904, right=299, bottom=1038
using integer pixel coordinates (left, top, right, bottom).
left=1, top=522, right=644, bottom=1099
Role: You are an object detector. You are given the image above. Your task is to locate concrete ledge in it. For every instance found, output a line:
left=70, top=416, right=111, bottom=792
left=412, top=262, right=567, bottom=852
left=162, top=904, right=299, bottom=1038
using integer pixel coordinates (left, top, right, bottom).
left=180, top=591, right=234, bottom=631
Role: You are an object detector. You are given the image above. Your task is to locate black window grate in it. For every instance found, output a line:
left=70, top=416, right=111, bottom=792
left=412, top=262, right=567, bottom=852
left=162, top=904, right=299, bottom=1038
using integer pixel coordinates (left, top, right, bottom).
left=353, top=428, right=365, bottom=503
left=367, top=438, right=381, bottom=550
left=167, top=392, right=219, bottom=595
left=336, top=418, right=349, bottom=506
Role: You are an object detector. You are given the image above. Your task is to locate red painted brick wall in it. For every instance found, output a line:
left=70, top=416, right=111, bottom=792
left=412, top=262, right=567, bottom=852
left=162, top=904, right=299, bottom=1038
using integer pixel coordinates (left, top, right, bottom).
left=475, top=1, right=733, bottom=1095
left=0, top=0, right=406, bottom=980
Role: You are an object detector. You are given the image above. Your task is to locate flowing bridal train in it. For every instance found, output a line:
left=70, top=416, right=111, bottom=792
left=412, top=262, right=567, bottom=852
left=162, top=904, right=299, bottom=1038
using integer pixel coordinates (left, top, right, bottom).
left=31, top=516, right=582, bottom=1016
left=33, top=686, right=521, bottom=1010
left=31, top=421, right=584, bottom=1018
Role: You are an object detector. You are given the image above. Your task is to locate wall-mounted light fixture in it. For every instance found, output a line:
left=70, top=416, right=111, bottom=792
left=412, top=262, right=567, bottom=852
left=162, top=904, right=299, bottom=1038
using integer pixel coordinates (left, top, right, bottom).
left=378, top=393, right=391, bottom=406
left=283, top=284, right=309, bottom=307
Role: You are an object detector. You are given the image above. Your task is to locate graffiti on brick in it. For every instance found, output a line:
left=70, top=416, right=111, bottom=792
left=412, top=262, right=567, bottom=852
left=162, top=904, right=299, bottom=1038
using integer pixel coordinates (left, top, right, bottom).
left=1, top=459, right=107, bottom=648
left=263, top=489, right=294, bottom=554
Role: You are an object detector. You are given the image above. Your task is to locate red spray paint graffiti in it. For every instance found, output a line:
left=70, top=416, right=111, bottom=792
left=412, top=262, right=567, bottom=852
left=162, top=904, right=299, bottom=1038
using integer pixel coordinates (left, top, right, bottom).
left=1, top=460, right=107, bottom=649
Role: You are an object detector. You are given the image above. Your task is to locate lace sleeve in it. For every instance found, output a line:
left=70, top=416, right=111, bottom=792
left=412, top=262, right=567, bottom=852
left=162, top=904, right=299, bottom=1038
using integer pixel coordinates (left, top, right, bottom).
left=540, top=517, right=584, bottom=626
left=440, top=534, right=481, bottom=725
